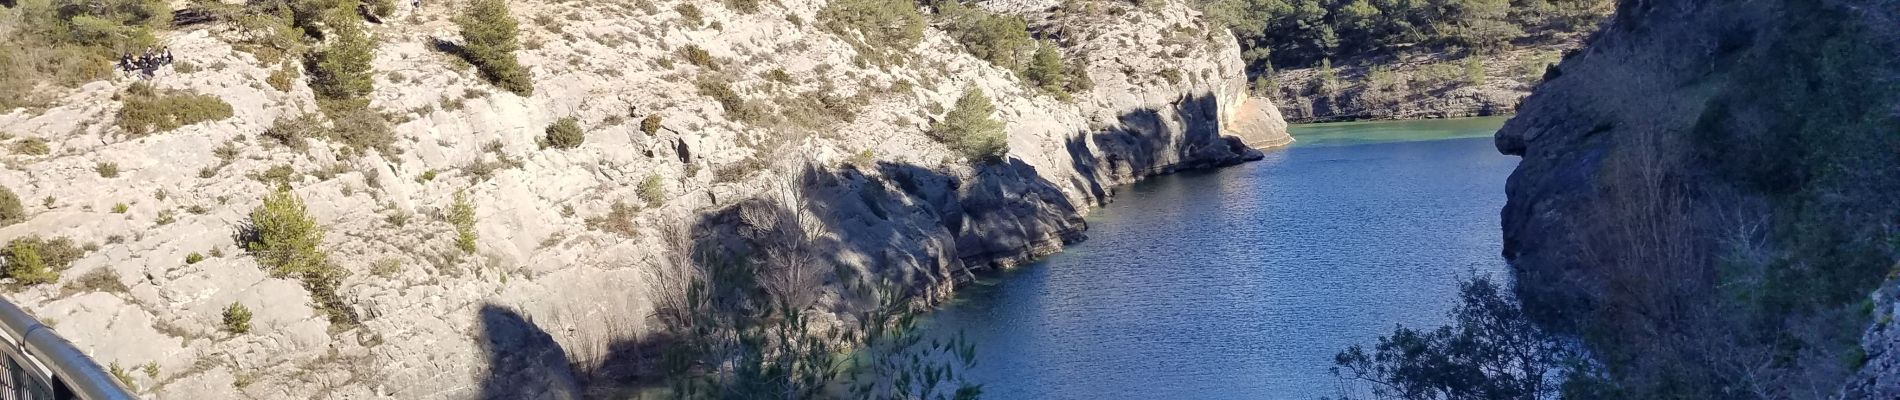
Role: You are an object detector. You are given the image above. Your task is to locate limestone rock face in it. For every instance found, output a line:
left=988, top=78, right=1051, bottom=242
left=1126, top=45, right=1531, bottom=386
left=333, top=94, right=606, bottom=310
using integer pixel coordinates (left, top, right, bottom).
left=1495, top=0, right=1900, bottom=397
left=0, top=0, right=1284, bottom=398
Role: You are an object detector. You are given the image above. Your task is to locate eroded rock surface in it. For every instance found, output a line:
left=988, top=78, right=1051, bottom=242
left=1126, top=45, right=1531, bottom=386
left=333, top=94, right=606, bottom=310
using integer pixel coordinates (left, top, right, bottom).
left=0, top=0, right=1285, bottom=398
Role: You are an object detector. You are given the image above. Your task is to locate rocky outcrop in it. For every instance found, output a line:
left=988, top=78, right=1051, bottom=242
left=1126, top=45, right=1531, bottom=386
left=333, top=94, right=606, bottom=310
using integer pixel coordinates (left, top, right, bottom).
left=1271, top=43, right=1580, bottom=123
left=0, top=0, right=1284, bottom=398
left=1495, top=0, right=1900, bottom=397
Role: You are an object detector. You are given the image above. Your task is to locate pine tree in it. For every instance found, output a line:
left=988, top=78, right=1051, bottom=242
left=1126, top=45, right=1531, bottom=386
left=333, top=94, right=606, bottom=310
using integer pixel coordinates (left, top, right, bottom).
left=1025, top=41, right=1067, bottom=94
left=247, top=187, right=327, bottom=277
left=931, top=88, right=1008, bottom=163
left=459, top=0, right=533, bottom=95
left=311, top=22, right=375, bottom=101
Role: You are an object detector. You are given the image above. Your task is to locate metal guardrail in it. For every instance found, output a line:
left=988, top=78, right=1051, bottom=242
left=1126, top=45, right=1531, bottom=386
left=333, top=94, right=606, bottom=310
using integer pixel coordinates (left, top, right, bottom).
left=0, top=299, right=138, bottom=400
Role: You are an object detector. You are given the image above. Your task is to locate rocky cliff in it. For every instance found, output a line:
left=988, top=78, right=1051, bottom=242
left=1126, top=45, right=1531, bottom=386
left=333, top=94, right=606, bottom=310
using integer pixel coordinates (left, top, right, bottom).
left=1495, top=0, right=1899, bottom=397
left=1271, top=44, right=1576, bottom=123
left=0, top=0, right=1285, bottom=397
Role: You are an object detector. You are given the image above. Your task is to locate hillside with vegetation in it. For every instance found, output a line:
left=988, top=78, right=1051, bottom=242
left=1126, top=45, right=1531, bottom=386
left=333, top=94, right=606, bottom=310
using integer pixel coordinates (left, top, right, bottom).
left=1196, top=0, right=1613, bottom=121
left=0, top=0, right=1286, bottom=397
left=1329, top=0, right=1900, bottom=398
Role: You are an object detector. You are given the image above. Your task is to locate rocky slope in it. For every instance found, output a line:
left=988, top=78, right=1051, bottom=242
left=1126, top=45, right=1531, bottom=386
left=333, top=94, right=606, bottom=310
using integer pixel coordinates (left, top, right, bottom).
left=0, top=0, right=1285, bottom=398
left=1495, top=0, right=1899, bottom=397
left=1269, top=42, right=1580, bottom=123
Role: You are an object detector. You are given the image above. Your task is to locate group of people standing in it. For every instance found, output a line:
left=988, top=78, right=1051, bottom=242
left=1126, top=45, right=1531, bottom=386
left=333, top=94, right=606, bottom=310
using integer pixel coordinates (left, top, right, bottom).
left=117, top=47, right=175, bottom=78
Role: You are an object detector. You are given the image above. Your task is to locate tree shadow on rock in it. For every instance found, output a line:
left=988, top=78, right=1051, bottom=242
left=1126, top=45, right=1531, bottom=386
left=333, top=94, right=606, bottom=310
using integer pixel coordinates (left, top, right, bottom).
left=478, top=304, right=582, bottom=400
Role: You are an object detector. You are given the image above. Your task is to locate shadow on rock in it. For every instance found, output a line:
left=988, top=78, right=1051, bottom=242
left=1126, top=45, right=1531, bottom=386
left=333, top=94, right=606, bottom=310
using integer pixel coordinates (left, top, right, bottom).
left=478, top=304, right=582, bottom=400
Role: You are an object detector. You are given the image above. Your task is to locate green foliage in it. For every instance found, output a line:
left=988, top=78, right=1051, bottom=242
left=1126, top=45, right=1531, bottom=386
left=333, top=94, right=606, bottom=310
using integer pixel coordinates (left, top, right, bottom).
left=115, top=83, right=236, bottom=135
left=0, top=185, right=23, bottom=227
left=930, top=88, right=1008, bottom=163
left=638, top=174, right=665, bottom=207
left=111, top=203, right=128, bottom=214
left=109, top=362, right=137, bottom=391
left=329, top=106, right=396, bottom=156
left=1314, top=58, right=1340, bottom=96
left=365, top=0, right=396, bottom=17
left=222, top=302, right=253, bottom=334
left=679, top=45, right=717, bottom=70
left=1201, top=0, right=1610, bottom=69
left=641, top=115, right=664, bottom=136
left=3, top=240, right=55, bottom=285
left=696, top=78, right=756, bottom=120
left=936, top=1, right=1034, bottom=69
left=1332, top=277, right=1574, bottom=400
left=819, top=0, right=925, bottom=65
left=675, top=3, right=704, bottom=27
left=723, top=0, right=759, bottom=14
left=66, top=268, right=128, bottom=294
left=543, top=117, right=584, bottom=149
left=263, top=113, right=323, bottom=149
left=1024, top=41, right=1068, bottom=95
left=459, top=0, right=534, bottom=95
left=96, top=162, right=120, bottom=178
left=0, top=0, right=169, bottom=109
left=246, top=187, right=326, bottom=277
left=2, top=236, right=82, bottom=286
left=1462, top=56, right=1487, bottom=86
left=9, top=137, right=51, bottom=156
left=309, top=22, right=375, bottom=101
left=185, top=252, right=205, bottom=265
left=449, top=190, right=477, bottom=253
left=267, top=62, right=298, bottom=92
left=243, top=186, right=357, bottom=327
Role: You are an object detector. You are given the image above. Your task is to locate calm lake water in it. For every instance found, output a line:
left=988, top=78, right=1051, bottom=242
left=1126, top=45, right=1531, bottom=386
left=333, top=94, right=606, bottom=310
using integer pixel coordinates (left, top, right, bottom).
left=923, top=117, right=1518, bottom=399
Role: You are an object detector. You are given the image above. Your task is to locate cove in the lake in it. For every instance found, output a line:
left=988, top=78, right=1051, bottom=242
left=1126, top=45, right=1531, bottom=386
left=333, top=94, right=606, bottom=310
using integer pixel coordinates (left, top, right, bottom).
left=923, top=117, right=1518, bottom=399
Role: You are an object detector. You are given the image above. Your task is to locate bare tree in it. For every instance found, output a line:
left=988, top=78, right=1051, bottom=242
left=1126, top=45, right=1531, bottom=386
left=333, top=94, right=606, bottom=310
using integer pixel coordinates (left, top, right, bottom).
left=738, top=176, right=830, bottom=313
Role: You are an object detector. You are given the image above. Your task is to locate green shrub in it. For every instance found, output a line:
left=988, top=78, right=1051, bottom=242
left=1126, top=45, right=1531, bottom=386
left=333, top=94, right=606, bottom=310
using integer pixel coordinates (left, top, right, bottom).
left=680, top=45, right=717, bottom=70
left=819, top=0, right=925, bottom=64
left=222, top=302, right=252, bottom=334
left=310, top=24, right=376, bottom=101
left=585, top=201, right=639, bottom=237
left=641, top=115, right=663, bottom=135
left=1463, top=56, right=1487, bottom=86
left=675, top=3, right=704, bottom=27
left=371, top=258, right=401, bottom=276
left=0, top=185, right=22, bottom=227
left=639, top=174, right=665, bottom=206
left=696, top=78, right=756, bottom=120
left=185, top=252, right=205, bottom=265
left=366, top=0, right=396, bottom=17
left=459, top=0, right=534, bottom=96
left=449, top=191, right=478, bottom=253
left=543, top=117, right=584, bottom=149
left=65, top=268, right=128, bottom=294
left=263, top=114, right=324, bottom=149
left=109, top=362, right=137, bottom=391
left=246, top=187, right=326, bottom=277
left=2, top=236, right=82, bottom=286
left=9, top=138, right=51, bottom=156
left=938, top=2, right=1034, bottom=69
left=112, top=203, right=129, bottom=214
left=0, top=0, right=168, bottom=109
left=930, top=88, right=1008, bottom=162
left=327, top=106, right=396, bottom=156
left=96, top=162, right=120, bottom=178
left=267, top=62, right=298, bottom=92
left=1024, top=41, right=1067, bottom=94
left=256, top=164, right=297, bottom=186
left=723, top=0, right=759, bottom=14
left=115, top=85, right=235, bottom=136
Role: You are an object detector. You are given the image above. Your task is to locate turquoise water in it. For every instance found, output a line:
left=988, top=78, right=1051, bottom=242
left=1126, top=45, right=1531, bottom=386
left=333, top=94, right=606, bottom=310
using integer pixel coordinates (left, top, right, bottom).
left=923, top=118, right=1517, bottom=399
